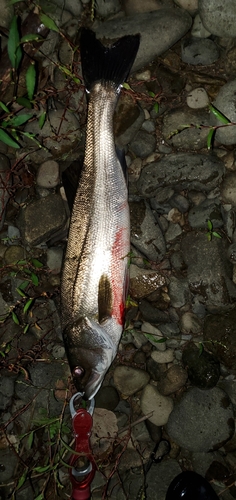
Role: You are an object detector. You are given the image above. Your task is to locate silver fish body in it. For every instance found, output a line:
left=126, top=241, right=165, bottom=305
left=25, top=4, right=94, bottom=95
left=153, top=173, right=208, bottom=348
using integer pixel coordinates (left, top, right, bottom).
left=61, top=29, right=140, bottom=399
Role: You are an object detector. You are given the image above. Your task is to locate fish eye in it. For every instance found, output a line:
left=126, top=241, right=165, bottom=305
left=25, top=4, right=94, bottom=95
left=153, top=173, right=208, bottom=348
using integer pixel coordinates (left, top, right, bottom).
left=72, top=366, right=85, bottom=378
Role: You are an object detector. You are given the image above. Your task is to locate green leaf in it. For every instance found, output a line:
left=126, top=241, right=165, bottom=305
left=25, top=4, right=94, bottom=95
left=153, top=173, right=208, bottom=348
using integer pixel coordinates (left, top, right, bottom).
left=0, top=101, right=10, bottom=113
left=34, top=494, right=44, bottom=500
left=33, top=465, right=51, bottom=473
left=23, top=298, right=33, bottom=314
left=207, top=232, right=212, bottom=242
left=207, top=127, right=215, bottom=150
left=16, top=470, right=28, bottom=490
left=12, top=311, right=20, bottom=324
left=21, top=34, right=43, bottom=43
left=208, top=104, right=231, bottom=124
left=27, top=430, right=34, bottom=448
left=148, top=91, right=155, bottom=98
left=19, top=281, right=29, bottom=290
left=10, top=0, right=23, bottom=3
left=9, top=114, right=32, bottom=127
left=8, top=16, right=22, bottom=70
left=16, top=260, right=27, bottom=265
left=0, top=129, right=20, bottom=148
left=198, top=342, right=204, bottom=356
left=26, top=62, right=36, bottom=101
left=23, top=323, right=30, bottom=334
left=16, top=97, right=32, bottom=109
left=31, top=273, right=39, bottom=286
left=212, top=231, right=222, bottom=239
left=31, top=259, right=44, bottom=268
left=123, top=82, right=131, bottom=90
left=39, top=13, right=59, bottom=33
left=38, top=112, right=46, bottom=129
left=153, top=102, right=159, bottom=114
left=16, top=287, right=27, bottom=298
left=207, top=220, right=213, bottom=231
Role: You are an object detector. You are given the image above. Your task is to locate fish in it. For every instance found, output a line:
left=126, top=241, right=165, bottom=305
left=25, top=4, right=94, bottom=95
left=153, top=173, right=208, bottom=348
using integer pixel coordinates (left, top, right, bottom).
left=60, top=28, right=140, bottom=400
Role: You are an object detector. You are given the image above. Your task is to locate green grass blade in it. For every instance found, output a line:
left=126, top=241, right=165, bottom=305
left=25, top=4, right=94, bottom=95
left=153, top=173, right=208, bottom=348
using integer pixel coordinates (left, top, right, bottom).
left=207, top=127, right=215, bottom=150
left=0, top=129, right=20, bottom=148
left=39, top=13, right=59, bottom=32
left=26, top=62, right=36, bottom=101
left=21, top=34, right=43, bottom=43
left=10, top=114, right=32, bottom=127
left=208, top=104, right=231, bottom=124
left=8, top=16, right=22, bottom=70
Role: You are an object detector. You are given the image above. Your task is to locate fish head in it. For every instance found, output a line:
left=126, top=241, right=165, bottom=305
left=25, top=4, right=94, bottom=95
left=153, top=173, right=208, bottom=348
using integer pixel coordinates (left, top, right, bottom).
left=63, top=316, right=116, bottom=400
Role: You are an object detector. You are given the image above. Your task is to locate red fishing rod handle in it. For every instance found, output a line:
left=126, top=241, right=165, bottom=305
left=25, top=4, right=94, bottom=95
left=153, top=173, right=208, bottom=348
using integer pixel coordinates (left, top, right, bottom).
left=69, top=395, right=96, bottom=500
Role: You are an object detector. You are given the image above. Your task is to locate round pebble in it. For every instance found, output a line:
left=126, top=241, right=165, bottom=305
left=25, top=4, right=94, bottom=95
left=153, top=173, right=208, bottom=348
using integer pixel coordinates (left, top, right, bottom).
left=186, top=88, right=209, bottom=109
left=113, top=366, right=150, bottom=396
left=36, top=160, right=60, bottom=188
left=141, top=384, right=174, bottom=426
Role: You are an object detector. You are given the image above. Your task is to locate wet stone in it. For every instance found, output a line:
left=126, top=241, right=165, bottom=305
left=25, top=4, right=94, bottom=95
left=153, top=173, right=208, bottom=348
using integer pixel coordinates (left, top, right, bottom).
left=137, top=154, right=225, bottom=197
left=181, top=37, right=219, bottom=65
left=113, top=366, right=150, bottom=397
left=47, top=246, right=63, bottom=273
left=139, top=299, right=169, bottom=324
left=129, top=130, right=156, bottom=159
left=181, top=232, right=236, bottom=309
left=187, top=87, right=209, bottom=108
left=36, top=160, right=60, bottom=188
left=130, top=200, right=166, bottom=262
left=4, top=245, right=26, bottom=265
left=141, top=321, right=166, bottom=350
left=213, top=80, right=236, bottom=145
left=203, top=308, right=236, bottom=369
left=188, top=199, right=223, bottom=229
left=167, top=387, right=234, bottom=452
left=141, top=384, right=174, bottom=426
left=17, top=194, right=67, bottom=246
left=221, top=172, right=236, bottom=205
left=129, top=264, right=165, bottom=299
left=151, top=349, right=175, bottom=364
left=95, top=386, right=120, bottom=411
left=168, top=276, right=190, bottom=308
left=182, top=343, right=220, bottom=389
left=162, top=106, right=210, bottom=150
left=180, top=311, right=202, bottom=334
left=199, top=0, right=236, bottom=38
left=157, top=365, right=188, bottom=396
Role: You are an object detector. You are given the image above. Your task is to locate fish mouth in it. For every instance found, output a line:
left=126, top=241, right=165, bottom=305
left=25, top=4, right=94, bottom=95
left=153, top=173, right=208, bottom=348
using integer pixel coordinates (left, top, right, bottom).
left=72, top=365, right=104, bottom=400
left=63, top=316, right=116, bottom=400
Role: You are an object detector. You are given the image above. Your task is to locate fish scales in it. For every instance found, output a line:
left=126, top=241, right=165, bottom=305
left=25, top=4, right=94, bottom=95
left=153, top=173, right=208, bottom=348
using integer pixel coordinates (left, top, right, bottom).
left=61, top=29, right=140, bottom=399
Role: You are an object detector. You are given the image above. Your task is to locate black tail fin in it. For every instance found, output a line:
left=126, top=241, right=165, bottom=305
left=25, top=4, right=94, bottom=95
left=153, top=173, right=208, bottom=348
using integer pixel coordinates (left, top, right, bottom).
left=80, top=28, right=140, bottom=91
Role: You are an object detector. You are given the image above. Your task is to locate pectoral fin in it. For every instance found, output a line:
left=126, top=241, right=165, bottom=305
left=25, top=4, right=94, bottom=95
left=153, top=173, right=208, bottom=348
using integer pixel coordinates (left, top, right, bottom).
left=98, top=274, right=112, bottom=324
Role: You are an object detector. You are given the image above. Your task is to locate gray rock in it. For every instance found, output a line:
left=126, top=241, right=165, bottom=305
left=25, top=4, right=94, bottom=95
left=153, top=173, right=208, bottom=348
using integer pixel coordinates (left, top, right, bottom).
left=180, top=311, right=202, bottom=334
left=181, top=37, right=219, bottom=65
left=141, top=322, right=166, bottom=350
left=139, top=299, right=169, bottom=324
left=182, top=343, right=220, bottom=389
left=47, top=246, right=63, bottom=273
left=146, top=460, right=182, bottom=500
left=137, top=154, right=225, bottom=196
left=115, top=95, right=145, bottom=148
left=199, top=0, right=236, bottom=37
left=95, top=0, right=121, bottom=17
left=36, top=160, right=60, bottom=188
left=158, top=322, right=180, bottom=337
left=187, top=87, right=209, bottom=108
left=165, top=222, right=182, bottom=242
left=0, top=449, right=18, bottom=482
left=212, top=80, right=236, bottom=145
left=167, top=387, right=234, bottom=451
left=130, top=200, right=166, bottom=262
left=0, top=376, right=14, bottom=410
left=95, top=9, right=192, bottom=71
left=0, top=0, right=14, bottom=28
left=203, top=308, right=236, bottom=369
left=7, top=225, right=21, bottom=242
left=170, top=250, right=186, bottom=271
left=95, top=386, right=120, bottom=411
left=129, top=264, right=165, bottom=299
left=141, top=384, right=174, bottom=426
left=129, top=130, right=156, bottom=158
left=162, top=106, right=210, bottom=150
left=4, top=245, right=26, bottom=265
left=168, top=276, right=190, bottom=308
left=188, top=199, right=223, bottom=229
left=181, top=232, right=236, bottom=308
left=158, top=365, right=188, bottom=395
left=151, top=349, right=174, bottom=364
left=191, top=13, right=211, bottom=38
left=17, top=194, right=67, bottom=245
left=221, top=172, right=236, bottom=205
left=113, top=366, right=150, bottom=396
left=170, top=194, right=190, bottom=213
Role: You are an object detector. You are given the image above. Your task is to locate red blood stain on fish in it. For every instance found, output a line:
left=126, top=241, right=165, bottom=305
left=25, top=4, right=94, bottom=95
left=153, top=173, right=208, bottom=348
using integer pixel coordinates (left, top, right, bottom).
left=111, top=227, right=128, bottom=326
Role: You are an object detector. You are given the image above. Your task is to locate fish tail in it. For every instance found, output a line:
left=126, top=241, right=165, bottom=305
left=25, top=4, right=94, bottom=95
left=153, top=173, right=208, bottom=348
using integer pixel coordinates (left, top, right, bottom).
left=80, top=28, right=140, bottom=91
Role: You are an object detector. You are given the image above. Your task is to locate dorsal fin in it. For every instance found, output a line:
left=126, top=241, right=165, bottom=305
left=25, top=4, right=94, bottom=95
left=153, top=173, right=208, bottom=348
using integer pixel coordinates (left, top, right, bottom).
left=98, top=274, right=112, bottom=323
